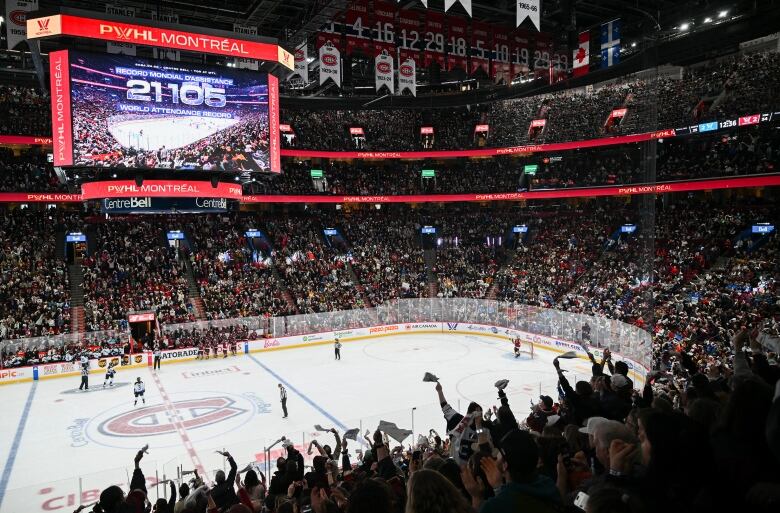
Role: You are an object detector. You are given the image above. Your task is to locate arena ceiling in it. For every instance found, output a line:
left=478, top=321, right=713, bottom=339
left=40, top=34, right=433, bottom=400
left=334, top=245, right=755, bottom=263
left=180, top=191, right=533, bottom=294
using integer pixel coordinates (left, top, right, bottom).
left=36, top=0, right=741, bottom=46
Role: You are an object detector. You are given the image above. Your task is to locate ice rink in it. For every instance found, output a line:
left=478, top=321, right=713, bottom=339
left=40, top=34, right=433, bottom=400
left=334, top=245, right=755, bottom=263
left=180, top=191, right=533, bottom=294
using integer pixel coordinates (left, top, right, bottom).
left=0, top=333, right=594, bottom=513
left=107, top=116, right=239, bottom=151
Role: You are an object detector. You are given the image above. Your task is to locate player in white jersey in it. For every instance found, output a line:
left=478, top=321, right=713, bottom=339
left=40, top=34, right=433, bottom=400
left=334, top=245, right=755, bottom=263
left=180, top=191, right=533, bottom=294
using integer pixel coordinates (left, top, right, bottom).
left=133, top=377, right=146, bottom=406
left=103, top=362, right=116, bottom=387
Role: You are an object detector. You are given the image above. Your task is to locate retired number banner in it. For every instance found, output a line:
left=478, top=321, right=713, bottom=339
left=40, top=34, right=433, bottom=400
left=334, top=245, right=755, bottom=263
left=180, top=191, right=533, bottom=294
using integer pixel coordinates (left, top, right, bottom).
left=447, top=15, right=468, bottom=72
left=345, top=0, right=372, bottom=56
left=470, top=20, right=490, bottom=76
left=397, top=9, right=422, bottom=66
left=491, top=27, right=511, bottom=83
left=423, top=11, right=446, bottom=68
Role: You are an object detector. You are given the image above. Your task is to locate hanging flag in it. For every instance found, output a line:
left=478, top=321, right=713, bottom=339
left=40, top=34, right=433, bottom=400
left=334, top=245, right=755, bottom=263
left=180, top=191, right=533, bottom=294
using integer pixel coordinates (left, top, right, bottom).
left=600, top=19, right=621, bottom=69
left=319, top=42, right=342, bottom=87
left=602, top=45, right=620, bottom=68
left=516, top=0, right=541, bottom=31
left=445, top=0, right=472, bottom=17
left=5, top=1, right=38, bottom=50
left=291, top=43, right=309, bottom=84
left=375, top=50, right=395, bottom=93
left=233, top=24, right=259, bottom=70
left=398, top=58, right=417, bottom=96
left=572, top=31, right=589, bottom=77
left=105, top=5, right=136, bottom=55
left=151, top=12, right=180, bottom=61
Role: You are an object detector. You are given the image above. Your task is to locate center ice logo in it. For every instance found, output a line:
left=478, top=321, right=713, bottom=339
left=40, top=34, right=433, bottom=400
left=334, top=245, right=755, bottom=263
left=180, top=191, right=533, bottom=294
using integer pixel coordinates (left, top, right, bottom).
left=85, top=391, right=257, bottom=448
left=98, top=397, right=246, bottom=437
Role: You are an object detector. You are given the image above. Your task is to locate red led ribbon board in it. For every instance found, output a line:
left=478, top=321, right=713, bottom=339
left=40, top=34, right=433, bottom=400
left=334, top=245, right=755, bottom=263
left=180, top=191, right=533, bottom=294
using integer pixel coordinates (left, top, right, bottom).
left=49, top=49, right=73, bottom=166
left=81, top=180, right=244, bottom=200
left=28, top=14, right=293, bottom=69
left=0, top=136, right=53, bottom=145
left=241, top=175, right=780, bottom=204
left=280, top=129, right=678, bottom=159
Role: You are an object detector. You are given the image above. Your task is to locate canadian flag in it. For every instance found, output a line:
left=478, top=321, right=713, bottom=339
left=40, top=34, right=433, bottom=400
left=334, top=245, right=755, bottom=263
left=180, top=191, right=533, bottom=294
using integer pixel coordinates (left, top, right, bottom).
left=573, top=31, right=589, bottom=77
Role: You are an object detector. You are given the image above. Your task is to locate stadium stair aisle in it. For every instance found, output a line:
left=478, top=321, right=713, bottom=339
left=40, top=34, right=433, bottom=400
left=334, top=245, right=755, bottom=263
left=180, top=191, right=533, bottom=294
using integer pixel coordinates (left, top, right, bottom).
left=423, top=249, right=438, bottom=298
left=67, top=264, right=85, bottom=333
left=485, top=248, right=516, bottom=299
left=182, top=258, right=206, bottom=320
left=270, top=265, right=300, bottom=314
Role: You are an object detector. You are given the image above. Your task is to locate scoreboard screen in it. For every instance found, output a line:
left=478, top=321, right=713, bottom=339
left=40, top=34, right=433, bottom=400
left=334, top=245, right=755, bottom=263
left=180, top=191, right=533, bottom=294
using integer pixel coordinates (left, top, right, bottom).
left=49, top=50, right=280, bottom=173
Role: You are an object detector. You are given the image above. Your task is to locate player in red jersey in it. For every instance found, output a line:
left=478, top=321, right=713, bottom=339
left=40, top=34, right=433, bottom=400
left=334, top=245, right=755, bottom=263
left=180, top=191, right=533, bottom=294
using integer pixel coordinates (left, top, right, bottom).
left=514, top=338, right=522, bottom=358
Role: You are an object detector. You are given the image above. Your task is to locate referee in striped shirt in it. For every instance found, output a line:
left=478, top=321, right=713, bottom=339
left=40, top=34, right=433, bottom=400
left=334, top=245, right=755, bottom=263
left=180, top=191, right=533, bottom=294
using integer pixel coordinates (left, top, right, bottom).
left=278, top=383, right=288, bottom=418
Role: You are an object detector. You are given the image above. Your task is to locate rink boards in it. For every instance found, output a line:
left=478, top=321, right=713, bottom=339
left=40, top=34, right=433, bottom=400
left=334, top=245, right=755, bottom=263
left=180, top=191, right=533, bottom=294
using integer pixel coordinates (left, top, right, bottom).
left=0, top=322, right=649, bottom=387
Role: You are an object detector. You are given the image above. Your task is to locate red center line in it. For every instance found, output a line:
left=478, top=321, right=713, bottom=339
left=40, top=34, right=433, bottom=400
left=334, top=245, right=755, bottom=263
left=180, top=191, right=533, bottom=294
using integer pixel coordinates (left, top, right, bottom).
left=150, top=371, right=210, bottom=484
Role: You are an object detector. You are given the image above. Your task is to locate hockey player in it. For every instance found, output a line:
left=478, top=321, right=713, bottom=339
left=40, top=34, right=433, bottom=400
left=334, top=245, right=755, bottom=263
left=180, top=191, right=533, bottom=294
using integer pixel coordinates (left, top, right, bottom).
left=334, top=336, right=342, bottom=360
left=196, top=343, right=204, bottom=360
left=230, top=340, right=238, bottom=357
left=103, top=362, right=116, bottom=387
left=513, top=338, right=522, bottom=358
left=133, top=377, right=146, bottom=406
left=222, top=342, right=228, bottom=359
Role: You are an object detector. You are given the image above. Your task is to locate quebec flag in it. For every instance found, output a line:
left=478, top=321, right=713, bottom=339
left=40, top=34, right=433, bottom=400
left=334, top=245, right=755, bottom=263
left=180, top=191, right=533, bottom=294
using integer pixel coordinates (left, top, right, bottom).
left=601, top=45, right=620, bottom=68
left=600, top=19, right=621, bottom=68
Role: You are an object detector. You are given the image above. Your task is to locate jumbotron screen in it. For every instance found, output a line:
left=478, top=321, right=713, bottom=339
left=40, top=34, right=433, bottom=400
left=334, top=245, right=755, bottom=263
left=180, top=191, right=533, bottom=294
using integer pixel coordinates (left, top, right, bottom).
left=48, top=49, right=281, bottom=172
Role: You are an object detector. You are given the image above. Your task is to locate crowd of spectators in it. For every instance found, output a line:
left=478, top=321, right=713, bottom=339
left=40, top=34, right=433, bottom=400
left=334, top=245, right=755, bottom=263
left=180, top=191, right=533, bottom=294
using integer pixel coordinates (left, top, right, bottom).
left=0, top=209, right=71, bottom=341
left=277, top=51, right=779, bottom=152
left=0, top=85, right=50, bottom=136
left=82, top=219, right=195, bottom=331
left=266, top=216, right=363, bottom=313
left=334, top=209, right=428, bottom=305
left=0, top=149, right=66, bottom=192
left=186, top=215, right=294, bottom=320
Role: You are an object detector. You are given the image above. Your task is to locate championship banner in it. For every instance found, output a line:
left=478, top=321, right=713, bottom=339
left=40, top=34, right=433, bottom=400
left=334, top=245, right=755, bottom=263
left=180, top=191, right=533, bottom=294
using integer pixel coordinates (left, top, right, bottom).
left=373, top=1, right=397, bottom=56
left=470, top=20, right=490, bottom=76
left=445, top=0, right=472, bottom=17
left=151, top=12, right=180, bottom=61
left=423, top=11, right=446, bottom=68
left=319, top=42, right=342, bottom=87
left=573, top=30, right=590, bottom=77
left=345, top=0, right=372, bottom=56
left=491, top=27, right=511, bottom=82
left=446, top=15, right=468, bottom=72
left=375, top=51, right=395, bottom=93
left=105, top=5, right=136, bottom=55
left=533, top=32, right=552, bottom=70
left=290, top=43, right=309, bottom=84
left=511, top=29, right=533, bottom=78
left=516, top=0, right=541, bottom=31
left=4, top=0, right=37, bottom=50
left=398, top=58, right=416, bottom=96
left=397, top=9, right=422, bottom=65
left=233, top=24, right=259, bottom=70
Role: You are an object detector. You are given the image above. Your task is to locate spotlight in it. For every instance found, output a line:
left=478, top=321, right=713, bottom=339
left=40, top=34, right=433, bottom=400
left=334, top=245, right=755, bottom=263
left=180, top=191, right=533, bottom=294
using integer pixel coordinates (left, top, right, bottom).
left=631, top=42, right=637, bottom=48
left=704, top=17, right=712, bottom=23
left=718, top=10, right=728, bottom=18
left=679, top=23, right=690, bottom=31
